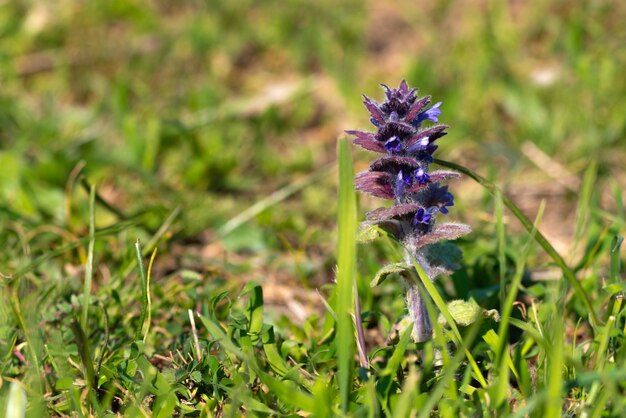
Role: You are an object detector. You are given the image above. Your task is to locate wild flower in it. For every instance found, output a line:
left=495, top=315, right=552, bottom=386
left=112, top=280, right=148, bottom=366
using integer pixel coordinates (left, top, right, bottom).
left=349, top=81, right=470, bottom=342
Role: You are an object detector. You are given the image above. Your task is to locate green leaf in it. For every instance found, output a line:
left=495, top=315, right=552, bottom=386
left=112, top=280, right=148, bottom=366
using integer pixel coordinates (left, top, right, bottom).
left=261, top=326, right=287, bottom=372
left=423, top=243, right=463, bottom=274
left=438, top=300, right=485, bottom=327
left=240, top=396, right=276, bottom=414
left=370, top=262, right=413, bottom=287
left=154, top=390, right=178, bottom=418
left=125, top=359, right=138, bottom=377
left=357, top=223, right=381, bottom=244
left=242, top=282, right=264, bottom=339
left=603, top=282, right=626, bottom=296
left=55, top=377, right=74, bottom=391
left=459, top=384, right=477, bottom=396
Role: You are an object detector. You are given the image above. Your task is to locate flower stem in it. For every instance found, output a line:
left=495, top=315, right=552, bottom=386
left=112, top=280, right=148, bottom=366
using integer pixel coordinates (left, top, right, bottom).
left=405, top=249, right=433, bottom=342
left=406, top=281, right=433, bottom=342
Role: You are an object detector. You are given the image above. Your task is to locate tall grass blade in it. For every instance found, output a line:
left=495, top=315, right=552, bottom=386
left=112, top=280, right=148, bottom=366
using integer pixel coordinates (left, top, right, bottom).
left=544, top=296, right=564, bottom=417
left=120, top=206, right=180, bottom=278
left=434, top=158, right=599, bottom=327
left=494, top=200, right=545, bottom=407
left=82, top=185, right=96, bottom=330
left=493, top=189, right=509, bottom=407
left=494, top=189, right=508, bottom=408
left=393, top=367, right=419, bottom=418
left=9, top=293, right=42, bottom=394
left=383, top=326, right=413, bottom=376
left=143, top=248, right=156, bottom=343
left=142, top=206, right=180, bottom=256
left=134, top=240, right=150, bottom=341
left=336, top=138, right=357, bottom=412
left=496, top=190, right=506, bottom=314
left=610, top=236, right=623, bottom=283
left=573, top=160, right=597, bottom=254
left=70, top=318, right=96, bottom=390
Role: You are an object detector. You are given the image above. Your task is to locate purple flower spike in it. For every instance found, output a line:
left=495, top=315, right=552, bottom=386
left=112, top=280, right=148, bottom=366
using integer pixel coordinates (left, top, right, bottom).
left=412, top=102, right=442, bottom=127
left=346, top=81, right=470, bottom=342
left=353, top=81, right=470, bottom=343
left=384, top=136, right=403, bottom=153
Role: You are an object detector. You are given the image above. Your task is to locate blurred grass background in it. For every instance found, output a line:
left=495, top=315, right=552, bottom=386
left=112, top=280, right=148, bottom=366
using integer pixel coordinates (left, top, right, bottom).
left=2, top=0, right=623, bottom=252
left=2, top=0, right=624, bottom=284
left=1, top=0, right=625, bottom=414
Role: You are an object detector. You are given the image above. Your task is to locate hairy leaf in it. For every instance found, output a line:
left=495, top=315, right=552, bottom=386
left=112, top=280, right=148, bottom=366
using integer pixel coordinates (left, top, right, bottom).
left=370, top=262, right=414, bottom=287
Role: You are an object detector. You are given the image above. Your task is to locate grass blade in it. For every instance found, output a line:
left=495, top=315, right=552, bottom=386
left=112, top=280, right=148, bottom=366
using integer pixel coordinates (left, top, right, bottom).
left=219, top=163, right=332, bottom=236
left=493, top=189, right=509, bottom=406
left=143, top=248, right=156, bottom=343
left=496, top=190, right=506, bottom=314
left=610, top=235, right=623, bottom=283
left=494, top=200, right=545, bottom=407
left=134, top=240, right=154, bottom=342
left=70, top=318, right=96, bottom=391
left=544, top=297, right=564, bottom=417
left=336, top=138, right=357, bottom=412
left=434, top=158, right=599, bottom=327
left=9, top=292, right=42, bottom=394
left=393, top=367, right=419, bottom=418
left=572, top=160, right=597, bottom=255
left=383, top=326, right=413, bottom=376
left=81, top=185, right=96, bottom=330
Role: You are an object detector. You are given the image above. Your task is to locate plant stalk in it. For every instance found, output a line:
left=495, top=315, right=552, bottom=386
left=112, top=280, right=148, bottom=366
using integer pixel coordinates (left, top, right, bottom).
left=406, top=281, right=432, bottom=342
left=405, top=249, right=433, bottom=342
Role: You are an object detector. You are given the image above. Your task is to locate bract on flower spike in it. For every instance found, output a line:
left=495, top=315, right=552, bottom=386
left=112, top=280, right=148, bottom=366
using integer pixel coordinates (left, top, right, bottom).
left=348, top=81, right=471, bottom=342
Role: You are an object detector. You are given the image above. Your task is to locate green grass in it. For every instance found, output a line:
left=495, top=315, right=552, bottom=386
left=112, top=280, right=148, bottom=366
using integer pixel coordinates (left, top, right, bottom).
left=1, top=0, right=626, bottom=416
